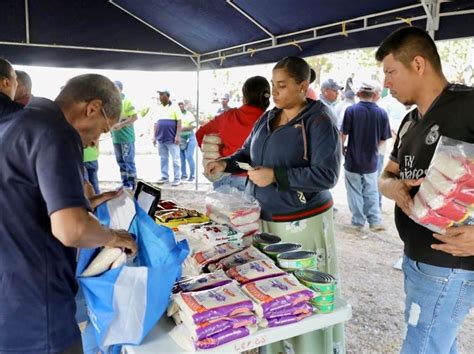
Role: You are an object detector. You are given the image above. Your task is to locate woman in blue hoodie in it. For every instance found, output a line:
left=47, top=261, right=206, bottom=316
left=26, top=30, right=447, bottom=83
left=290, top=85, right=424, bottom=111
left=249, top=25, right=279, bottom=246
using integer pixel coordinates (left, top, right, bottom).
left=206, top=56, right=344, bottom=353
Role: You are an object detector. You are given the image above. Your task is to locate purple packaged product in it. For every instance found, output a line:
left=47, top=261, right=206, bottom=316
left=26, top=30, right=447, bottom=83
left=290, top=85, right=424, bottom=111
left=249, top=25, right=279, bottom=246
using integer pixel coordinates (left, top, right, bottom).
left=265, top=302, right=313, bottom=319
left=261, top=312, right=312, bottom=328
left=195, top=326, right=253, bottom=350
left=193, top=314, right=257, bottom=340
left=177, top=283, right=254, bottom=324
left=173, top=270, right=232, bottom=293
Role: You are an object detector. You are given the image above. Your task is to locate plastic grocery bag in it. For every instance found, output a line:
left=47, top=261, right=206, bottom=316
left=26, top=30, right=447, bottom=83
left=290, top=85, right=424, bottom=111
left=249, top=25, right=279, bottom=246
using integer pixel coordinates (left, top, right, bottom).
left=76, top=193, right=189, bottom=350
left=411, top=136, right=474, bottom=233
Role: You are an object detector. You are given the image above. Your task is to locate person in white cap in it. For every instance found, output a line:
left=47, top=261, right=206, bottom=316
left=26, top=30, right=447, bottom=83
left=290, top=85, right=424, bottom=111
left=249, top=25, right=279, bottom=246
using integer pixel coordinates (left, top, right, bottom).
left=320, top=78, right=343, bottom=125
left=341, top=81, right=391, bottom=232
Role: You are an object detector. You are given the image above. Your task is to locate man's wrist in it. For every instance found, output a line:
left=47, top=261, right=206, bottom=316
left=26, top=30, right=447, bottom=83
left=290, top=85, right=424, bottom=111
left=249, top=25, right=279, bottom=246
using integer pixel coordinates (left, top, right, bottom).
left=105, top=229, right=117, bottom=247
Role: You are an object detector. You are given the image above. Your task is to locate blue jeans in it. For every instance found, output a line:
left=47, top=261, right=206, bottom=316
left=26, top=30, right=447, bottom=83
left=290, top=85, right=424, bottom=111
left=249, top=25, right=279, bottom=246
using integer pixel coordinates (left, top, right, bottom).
left=83, top=160, right=100, bottom=194
left=402, top=255, right=474, bottom=354
left=344, top=169, right=381, bottom=226
left=113, top=143, right=136, bottom=189
left=180, top=134, right=196, bottom=179
left=158, top=142, right=181, bottom=182
left=213, top=175, right=247, bottom=192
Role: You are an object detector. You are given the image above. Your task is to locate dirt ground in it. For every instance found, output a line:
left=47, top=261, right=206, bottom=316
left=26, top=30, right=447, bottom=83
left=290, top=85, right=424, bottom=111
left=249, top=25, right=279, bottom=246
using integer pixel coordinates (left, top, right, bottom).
left=154, top=178, right=474, bottom=354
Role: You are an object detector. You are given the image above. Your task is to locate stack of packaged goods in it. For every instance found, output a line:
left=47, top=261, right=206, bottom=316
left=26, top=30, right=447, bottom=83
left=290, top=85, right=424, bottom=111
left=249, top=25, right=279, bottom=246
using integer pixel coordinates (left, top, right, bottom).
left=202, top=134, right=229, bottom=182
left=172, top=270, right=233, bottom=294
left=168, top=281, right=258, bottom=350
left=241, top=274, right=316, bottom=328
left=226, top=259, right=286, bottom=285
left=206, top=186, right=261, bottom=238
left=185, top=243, right=242, bottom=274
left=411, top=136, right=474, bottom=232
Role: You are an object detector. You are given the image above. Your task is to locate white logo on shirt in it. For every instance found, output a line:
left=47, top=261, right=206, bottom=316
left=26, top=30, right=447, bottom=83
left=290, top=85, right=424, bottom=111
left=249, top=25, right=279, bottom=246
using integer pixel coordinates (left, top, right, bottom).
left=425, top=124, right=440, bottom=145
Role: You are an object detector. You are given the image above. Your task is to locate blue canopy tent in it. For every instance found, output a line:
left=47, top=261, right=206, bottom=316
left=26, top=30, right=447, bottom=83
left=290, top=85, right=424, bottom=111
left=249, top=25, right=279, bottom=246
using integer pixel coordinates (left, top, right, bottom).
left=1, top=0, right=473, bottom=71
left=1, top=0, right=473, bottom=188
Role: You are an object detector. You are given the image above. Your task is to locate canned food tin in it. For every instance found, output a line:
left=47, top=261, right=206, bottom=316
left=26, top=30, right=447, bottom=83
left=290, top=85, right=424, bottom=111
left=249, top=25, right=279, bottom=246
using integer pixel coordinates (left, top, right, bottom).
left=263, top=242, right=302, bottom=260
left=312, top=293, right=335, bottom=305
left=276, top=250, right=317, bottom=270
left=294, top=270, right=337, bottom=294
left=314, top=302, right=335, bottom=314
left=252, top=233, right=282, bottom=251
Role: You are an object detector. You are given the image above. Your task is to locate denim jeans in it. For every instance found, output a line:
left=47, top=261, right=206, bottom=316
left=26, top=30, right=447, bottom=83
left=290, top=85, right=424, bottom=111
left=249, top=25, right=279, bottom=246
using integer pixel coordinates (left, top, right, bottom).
left=113, top=142, right=137, bottom=189
left=402, top=255, right=474, bottom=354
left=212, top=175, right=247, bottom=192
left=344, top=169, right=381, bottom=226
left=158, top=142, right=181, bottom=182
left=83, top=160, right=100, bottom=194
left=180, top=134, right=196, bottom=178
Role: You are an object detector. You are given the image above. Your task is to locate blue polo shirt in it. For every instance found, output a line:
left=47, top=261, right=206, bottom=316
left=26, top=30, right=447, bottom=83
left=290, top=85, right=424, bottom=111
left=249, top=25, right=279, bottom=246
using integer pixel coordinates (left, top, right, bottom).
left=0, top=98, right=88, bottom=353
left=342, top=101, right=391, bottom=174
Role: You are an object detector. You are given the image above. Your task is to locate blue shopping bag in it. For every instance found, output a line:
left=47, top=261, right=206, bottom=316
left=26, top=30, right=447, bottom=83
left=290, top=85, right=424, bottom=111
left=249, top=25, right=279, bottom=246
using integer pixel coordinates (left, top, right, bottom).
left=76, top=194, right=189, bottom=350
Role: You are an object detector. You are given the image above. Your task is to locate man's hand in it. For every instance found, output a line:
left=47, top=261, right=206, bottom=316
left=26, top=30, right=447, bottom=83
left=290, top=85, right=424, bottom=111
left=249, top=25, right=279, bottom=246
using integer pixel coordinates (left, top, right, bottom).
left=205, top=160, right=226, bottom=177
left=105, top=229, right=138, bottom=257
left=111, top=122, right=123, bottom=131
left=248, top=167, right=276, bottom=187
left=174, top=137, right=180, bottom=145
left=431, top=225, right=474, bottom=257
left=89, top=189, right=124, bottom=209
left=381, top=178, right=422, bottom=215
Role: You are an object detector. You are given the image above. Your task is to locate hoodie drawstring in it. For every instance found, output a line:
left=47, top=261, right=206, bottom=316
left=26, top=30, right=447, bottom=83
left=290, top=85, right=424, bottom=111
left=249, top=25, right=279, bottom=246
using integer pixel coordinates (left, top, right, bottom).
left=302, top=119, right=308, bottom=161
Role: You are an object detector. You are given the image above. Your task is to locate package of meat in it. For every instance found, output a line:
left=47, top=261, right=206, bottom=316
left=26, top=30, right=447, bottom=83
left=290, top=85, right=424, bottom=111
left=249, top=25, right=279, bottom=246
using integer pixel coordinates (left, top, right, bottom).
left=170, top=282, right=254, bottom=325
left=209, top=246, right=273, bottom=271
left=241, top=274, right=316, bottom=317
left=227, top=259, right=285, bottom=284
left=172, top=270, right=233, bottom=293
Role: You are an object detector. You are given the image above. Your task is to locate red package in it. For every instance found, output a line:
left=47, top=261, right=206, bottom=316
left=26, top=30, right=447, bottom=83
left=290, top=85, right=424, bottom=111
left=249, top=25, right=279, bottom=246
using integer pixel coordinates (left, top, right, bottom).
left=412, top=195, right=453, bottom=230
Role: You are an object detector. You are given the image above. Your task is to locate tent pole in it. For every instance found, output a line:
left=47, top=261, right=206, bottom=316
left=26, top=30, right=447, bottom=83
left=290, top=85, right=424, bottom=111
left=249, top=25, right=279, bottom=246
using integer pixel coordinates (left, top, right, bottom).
left=421, top=0, right=440, bottom=39
left=24, top=0, right=30, bottom=43
left=195, top=56, right=201, bottom=192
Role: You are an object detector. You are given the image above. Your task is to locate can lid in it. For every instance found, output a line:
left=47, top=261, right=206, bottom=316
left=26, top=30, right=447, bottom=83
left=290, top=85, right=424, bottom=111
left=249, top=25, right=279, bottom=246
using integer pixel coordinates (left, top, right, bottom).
left=294, top=270, right=336, bottom=283
left=277, top=250, right=316, bottom=260
left=263, top=242, right=302, bottom=253
left=253, top=233, right=281, bottom=245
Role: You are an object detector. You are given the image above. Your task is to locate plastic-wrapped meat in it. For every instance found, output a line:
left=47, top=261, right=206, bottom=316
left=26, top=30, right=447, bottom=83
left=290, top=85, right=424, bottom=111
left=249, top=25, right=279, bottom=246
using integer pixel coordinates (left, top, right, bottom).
left=227, top=259, right=285, bottom=284
left=171, top=282, right=254, bottom=325
left=172, top=270, right=232, bottom=293
left=241, top=274, right=316, bottom=317
left=209, top=246, right=273, bottom=271
left=412, top=194, right=453, bottom=230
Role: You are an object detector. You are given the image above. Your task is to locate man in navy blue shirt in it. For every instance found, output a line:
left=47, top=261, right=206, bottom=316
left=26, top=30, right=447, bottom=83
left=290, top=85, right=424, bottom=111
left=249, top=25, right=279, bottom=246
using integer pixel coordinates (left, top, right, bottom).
left=0, top=57, right=23, bottom=118
left=341, top=81, right=391, bottom=231
left=0, top=74, right=137, bottom=354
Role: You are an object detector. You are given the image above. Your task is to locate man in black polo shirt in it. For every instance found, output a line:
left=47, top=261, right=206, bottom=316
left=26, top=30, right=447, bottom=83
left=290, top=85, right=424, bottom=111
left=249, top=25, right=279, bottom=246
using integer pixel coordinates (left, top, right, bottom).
left=0, top=57, right=23, bottom=118
left=0, top=74, right=137, bottom=353
left=377, top=27, right=474, bottom=353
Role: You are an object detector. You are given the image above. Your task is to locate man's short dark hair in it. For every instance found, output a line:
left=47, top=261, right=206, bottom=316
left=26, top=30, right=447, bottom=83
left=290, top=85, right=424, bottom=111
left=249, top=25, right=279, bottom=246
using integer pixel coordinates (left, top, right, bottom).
left=0, top=58, right=14, bottom=79
left=15, top=70, right=32, bottom=91
left=55, top=74, right=122, bottom=120
left=375, top=26, right=442, bottom=73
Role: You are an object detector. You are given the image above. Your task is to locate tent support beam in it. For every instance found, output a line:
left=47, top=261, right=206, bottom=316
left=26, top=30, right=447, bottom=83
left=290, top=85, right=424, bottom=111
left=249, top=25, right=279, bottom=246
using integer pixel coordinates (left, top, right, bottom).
left=226, top=0, right=276, bottom=44
left=194, top=56, right=201, bottom=191
left=24, top=0, right=30, bottom=43
left=0, top=41, right=195, bottom=58
left=421, top=0, right=440, bottom=39
left=108, top=0, right=197, bottom=55
left=201, top=6, right=474, bottom=64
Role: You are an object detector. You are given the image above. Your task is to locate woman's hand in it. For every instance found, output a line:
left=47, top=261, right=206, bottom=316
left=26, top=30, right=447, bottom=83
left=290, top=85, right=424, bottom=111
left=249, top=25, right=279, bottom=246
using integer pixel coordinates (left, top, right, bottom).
left=248, top=167, right=276, bottom=187
left=205, top=160, right=227, bottom=177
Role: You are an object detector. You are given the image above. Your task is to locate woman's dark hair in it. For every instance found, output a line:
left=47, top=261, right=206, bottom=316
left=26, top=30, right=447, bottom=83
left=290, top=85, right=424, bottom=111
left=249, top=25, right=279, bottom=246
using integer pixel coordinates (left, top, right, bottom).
left=242, top=75, right=270, bottom=110
left=309, top=68, right=316, bottom=84
left=273, top=56, right=310, bottom=84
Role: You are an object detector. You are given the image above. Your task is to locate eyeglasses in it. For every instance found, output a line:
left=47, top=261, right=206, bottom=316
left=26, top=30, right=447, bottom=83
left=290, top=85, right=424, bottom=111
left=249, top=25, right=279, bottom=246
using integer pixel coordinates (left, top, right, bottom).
left=100, top=107, right=112, bottom=131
